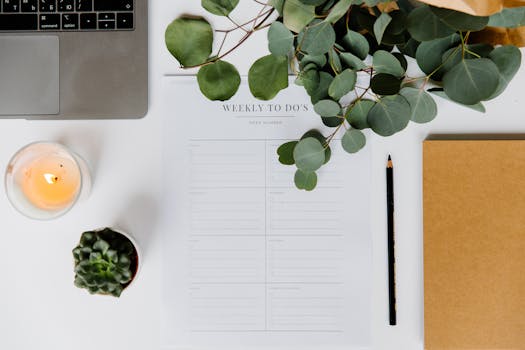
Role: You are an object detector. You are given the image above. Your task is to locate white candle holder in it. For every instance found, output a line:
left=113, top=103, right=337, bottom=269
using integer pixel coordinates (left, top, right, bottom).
left=4, top=141, right=91, bottom=220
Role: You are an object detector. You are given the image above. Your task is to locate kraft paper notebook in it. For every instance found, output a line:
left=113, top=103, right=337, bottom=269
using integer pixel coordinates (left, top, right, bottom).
left=423, top=140, right=525, bottom=350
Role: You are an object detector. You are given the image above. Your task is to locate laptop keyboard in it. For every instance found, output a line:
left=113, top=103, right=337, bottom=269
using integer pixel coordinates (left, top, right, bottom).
left=0, top=0, right=134, bottom=31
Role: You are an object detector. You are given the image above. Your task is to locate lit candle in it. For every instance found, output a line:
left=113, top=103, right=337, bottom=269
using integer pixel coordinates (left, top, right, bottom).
left=5, top=142, right=90, bottom=220
left=21, top=156, right=81, bottom=210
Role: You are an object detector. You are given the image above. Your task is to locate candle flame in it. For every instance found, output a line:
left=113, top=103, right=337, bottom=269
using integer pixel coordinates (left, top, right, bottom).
left=43, top=173, right=59, bottom=184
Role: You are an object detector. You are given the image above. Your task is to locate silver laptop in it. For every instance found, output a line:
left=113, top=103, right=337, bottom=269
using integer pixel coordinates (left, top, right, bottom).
left=0, top=0, right=148, bottom=119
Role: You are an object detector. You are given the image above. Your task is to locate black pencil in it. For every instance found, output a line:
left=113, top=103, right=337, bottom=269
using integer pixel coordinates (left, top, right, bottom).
left=387, top=155, right=396, bottom=326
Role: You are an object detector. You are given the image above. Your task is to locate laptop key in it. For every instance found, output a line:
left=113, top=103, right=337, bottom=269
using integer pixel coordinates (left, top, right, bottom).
left=39, top=0, right=55, bottom=12
left=116, top=12, right=132, bottom=29
left=0, top=14, right=37, bottom=30
left=57, top=0, right=73, bottom=11
left=40, top=13, right=59, bottom=29
left=98, top=20, right=115, bottom=30
left=75, top=0, right=90, bottom=11
left=79, top=12, right=95, bottom=29
left=21, top=0, right=37, bottom=11
left=3, top=0, right=20, bottom=12
left=98, top=12, right=115, bottom=21
left=94, top=0, right=131, bottom=11
left=62, top=13, right=77, bottom=29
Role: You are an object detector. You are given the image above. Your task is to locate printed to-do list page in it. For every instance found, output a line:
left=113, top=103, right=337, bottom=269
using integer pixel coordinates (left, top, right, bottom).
left=161, top=76, right=372, bottom=350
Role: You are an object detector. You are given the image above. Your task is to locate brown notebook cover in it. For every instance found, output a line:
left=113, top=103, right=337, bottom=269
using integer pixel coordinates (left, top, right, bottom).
left=423, top=140, right=525, bottom=350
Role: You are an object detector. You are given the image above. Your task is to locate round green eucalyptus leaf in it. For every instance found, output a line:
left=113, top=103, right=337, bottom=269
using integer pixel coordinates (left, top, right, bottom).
left=373, top=50, right=405, bottom=78
left=399, top=87, right=437, bottom=123
left=488, top=45, right=522, bottom=98
left=328, top=69, right=357, bottom=100
left=415, top=34, right=460, bottom=77
left=293, top=137, right=326, bottom=171
left=314, top=99, right=341, bottom=117
left=387, top=10, right=407, bottom=35
left=393, top=52, right=408, bottom=71
left=340, top=52, right=368, bottom=71
left=309, top=71, right=334, bottom=104
left=283, top=0, right=316, bottom=33
left=300, top=54, right=327, bottom=69
left=328, top=48, right=342, bottom=74
left=370, top=73, right=402, bottom=95
left=201, top=0, right=239, bottom=16
left=248, top=55, right=289, bottom=100
left=277, top=141, right=298, bottom=165
left=298, top=21, right=336, bottom=55
left=373, top=12, right=392, bottom=45
left=340, top=30, right=370, bottom=60
left=325, top=0, right=352, bottom=23
left=428, top=88, right=486, bottom=113
left=321, top=116, right=344, bottom=127
left=294, top=169, right=318, bottom=191
left=301, top=69, right=320, bottom=95
left=197, top=60, right=240, bottom=101
left=442, top=58, right=500, bottom=105
left=397, top=38, right=420, bottom=58
left=165, top=17, right=213, bottom=67
left=341, top=129, right=366, bottom=153
left=488, top=7, right=525, bottom=28
left=300, top=130, right=331, bottom=163
left=430, top=6, right=489, bottom=31
left=269, top=0, right=284, bottom=14
left=345, top=99, right=374, bottom=129
left=367, top=95, right=411, bottom=136
left=268, top=21, right=294, bottom=56
left=406, top=5, right=455, bottom=41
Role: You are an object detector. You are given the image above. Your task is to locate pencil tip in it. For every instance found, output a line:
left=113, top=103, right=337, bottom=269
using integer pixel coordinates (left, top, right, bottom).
left=388, top=155, right=391, bottom=161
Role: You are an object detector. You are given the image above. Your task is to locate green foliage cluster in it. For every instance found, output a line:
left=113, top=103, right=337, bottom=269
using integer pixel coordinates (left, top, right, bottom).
left=165, top=0, right=523, bottom=190
left=72, top=228, right=138, bottom=297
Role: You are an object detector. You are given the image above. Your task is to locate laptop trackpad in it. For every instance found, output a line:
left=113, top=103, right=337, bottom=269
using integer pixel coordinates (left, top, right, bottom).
left=0, top=36, right=59, bottom=116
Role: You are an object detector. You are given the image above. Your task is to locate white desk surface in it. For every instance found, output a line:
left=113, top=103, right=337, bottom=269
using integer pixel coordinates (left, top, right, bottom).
left=1, top=1, right=524, bottom=349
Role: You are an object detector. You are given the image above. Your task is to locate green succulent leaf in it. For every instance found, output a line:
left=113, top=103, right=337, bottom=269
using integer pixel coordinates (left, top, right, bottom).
left=197, top=60, right=241, bottom=101
left=430, top=6, right=489, bottom=31
left=442, top=58, right=500, bottom=105
left=373, top=12, right=392, bottom=44
left=328, top=69, right=357, bottom=100
left=293, top=137, right=326, bottom=171
left=399, top=87, right=437, bottom=123
left=93, top=239, right=110, bottom=253
left=165, top=17, right=213, bottom=67
left=268, top=21, right=294, bottom=56
left=346, top=99, right=375, bottom=129
left=341, top=129, right=366, bottom=153
left=340, top=30, right=370, bottom=60
left=201, top=0, right=239, bottom=16
left=406, top=5, right=455, bottom=41
left=371, top=73, right=402, bottom=95
left=294, top=169, right=318, bottom=191
left=298, top=21, right=336, bottom=55
left=488, top=45, right=522, bottom=99
left=314, top=99, right=341, bottom=117
left=367, top=94, right=411, bottom=136
left=277, top=141, right=298, bottom=165
left=283, top=0, right=316, bottom=33
left=373, top=50, right=405, bottom=78
left=248, top=55, right=289, bottom=100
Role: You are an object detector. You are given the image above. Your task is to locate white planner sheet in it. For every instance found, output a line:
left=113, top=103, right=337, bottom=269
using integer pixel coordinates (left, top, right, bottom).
left=161, top=76, right=372, bottom=350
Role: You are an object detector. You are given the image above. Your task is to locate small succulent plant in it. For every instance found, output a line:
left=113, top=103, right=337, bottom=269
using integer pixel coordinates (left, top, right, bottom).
left=72, top=228, right=138, bottom=297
